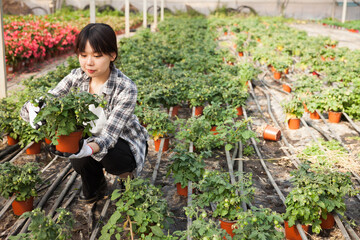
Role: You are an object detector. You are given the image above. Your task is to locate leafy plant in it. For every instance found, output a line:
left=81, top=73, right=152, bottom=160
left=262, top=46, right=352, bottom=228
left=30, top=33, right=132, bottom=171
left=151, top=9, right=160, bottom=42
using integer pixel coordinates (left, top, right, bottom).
left=9, top=208, right=74, bottom=240
left=193, top=170, right=254, bottom=221
left=282, top=97, right=304, bottom=120
left=321, top=87, right=350, bottom=112
left=100, top=178, right=174, bottom=240
left=34, top=89, right=105, bottom=145
left=203, top=102, right=237, bottom=126
left=166, top=149, right=205, bottom=187
left=142, top=107, right=175, bottom=140
left=0, top=162, right=42, bottom=201
left=18, top=123, right=45, bottom=148
left=232, top=206, right=284, bottom=240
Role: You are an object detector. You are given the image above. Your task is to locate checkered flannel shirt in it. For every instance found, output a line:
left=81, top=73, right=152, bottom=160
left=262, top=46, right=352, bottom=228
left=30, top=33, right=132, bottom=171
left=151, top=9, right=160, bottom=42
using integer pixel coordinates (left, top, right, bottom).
left=21, top=67, right=149, bottom=176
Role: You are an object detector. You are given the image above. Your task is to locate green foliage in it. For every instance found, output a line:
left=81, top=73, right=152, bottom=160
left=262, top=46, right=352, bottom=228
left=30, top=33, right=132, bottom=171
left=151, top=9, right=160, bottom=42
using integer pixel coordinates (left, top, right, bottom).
left=232, top=206, right=284, bottom=240
left=282, top=97, right=304, bottom=120
left=193, top=170, right=254, bottom=221
left=34, top=89, right=105, bottom=145
left=321, top=87, right=350, bottom=112
left=203, top=102, right=237, bottom=126
left=167, top=149, right=205, bottom=187
left=100, top=178, right=174, bottom=240
left=0, top=162, right=42, bottom=201
left=9, top=208, right=74, bottom=240
left=142, top=107, right=175, bottom=139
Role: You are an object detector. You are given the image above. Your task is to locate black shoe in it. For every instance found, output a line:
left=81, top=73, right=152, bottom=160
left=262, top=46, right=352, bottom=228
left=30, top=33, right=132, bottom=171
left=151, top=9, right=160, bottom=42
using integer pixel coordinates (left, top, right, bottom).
left=79, top=180, right=108, bottom=204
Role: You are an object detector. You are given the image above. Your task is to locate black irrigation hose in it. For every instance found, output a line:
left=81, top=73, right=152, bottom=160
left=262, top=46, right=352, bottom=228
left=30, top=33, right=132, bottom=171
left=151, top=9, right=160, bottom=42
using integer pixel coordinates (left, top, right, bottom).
left=0, top=144, right=20, bottom=160
left=0, top=148, right=21, bottom=164
left=342, top=112, right=360, bottom=135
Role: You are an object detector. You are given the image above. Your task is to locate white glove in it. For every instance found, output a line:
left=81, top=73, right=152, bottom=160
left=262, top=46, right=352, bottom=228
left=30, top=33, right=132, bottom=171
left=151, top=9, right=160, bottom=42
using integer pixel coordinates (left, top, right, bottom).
left=28, top=103, right=41, bottom=129
left=68, top=139, right=93, bottom=159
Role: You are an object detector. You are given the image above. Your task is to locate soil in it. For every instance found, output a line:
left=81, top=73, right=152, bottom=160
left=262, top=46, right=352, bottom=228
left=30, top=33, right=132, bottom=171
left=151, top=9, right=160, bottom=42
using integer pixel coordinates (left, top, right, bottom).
left=1, top=23, right=360, bottom=240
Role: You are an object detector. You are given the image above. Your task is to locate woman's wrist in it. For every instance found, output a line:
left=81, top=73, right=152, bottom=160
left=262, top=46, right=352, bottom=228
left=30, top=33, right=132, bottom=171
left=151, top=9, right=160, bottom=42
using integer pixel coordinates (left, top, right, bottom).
left=87, top=142, right=100, bottom=154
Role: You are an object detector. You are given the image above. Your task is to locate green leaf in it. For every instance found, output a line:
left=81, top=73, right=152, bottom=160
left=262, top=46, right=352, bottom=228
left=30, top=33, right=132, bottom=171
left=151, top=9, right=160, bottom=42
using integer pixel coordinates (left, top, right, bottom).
left=150, top=225, right=164, bottom=237
left=225, top=144, right=233, bottom=151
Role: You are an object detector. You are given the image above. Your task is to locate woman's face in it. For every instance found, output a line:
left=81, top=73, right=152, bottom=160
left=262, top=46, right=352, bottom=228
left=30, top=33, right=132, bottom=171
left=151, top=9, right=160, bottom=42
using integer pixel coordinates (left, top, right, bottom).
left=78, top=41, right=116, bottom=82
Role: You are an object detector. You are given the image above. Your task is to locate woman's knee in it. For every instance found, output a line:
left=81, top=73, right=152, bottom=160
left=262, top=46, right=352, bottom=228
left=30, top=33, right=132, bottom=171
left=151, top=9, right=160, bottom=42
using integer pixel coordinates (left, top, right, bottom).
left=70, top=157, right=101, bottom=174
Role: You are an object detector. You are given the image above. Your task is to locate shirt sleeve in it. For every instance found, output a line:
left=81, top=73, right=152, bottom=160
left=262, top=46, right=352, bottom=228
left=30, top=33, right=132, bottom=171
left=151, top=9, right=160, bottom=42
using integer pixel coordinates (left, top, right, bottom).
left=89, top=79, right=138, bottom=161
left=48, top=68, right=81, bottom=97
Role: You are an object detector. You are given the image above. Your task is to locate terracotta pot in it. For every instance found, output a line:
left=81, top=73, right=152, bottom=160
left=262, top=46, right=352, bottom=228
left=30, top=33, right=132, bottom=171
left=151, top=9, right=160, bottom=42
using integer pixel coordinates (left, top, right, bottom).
left=310, top=111, right=320, bottom=120
left=219, top=219, right=236, bottom=238
left=12, top=196, right=34, bottom=216
left=154, top=138, right=169, bottom=152
left=55, top=131, right=83, bottom=153
left=6, top=65, right=14, bottom=74
left=263, top=125, right=281, bottom=141
left=238, top=52, right=243, bottom=57
left=44, top=138, right=52, bottom=145
left=303, top=102, right=309, bottom=113
left=236, top=106, right=243, bottom=116
left=210, top=126, right=219, bottom=135
left=224, top=32, right=228, bottom=36
left=26, top=141, right=42, bottom=155
left=284, top=68, right=289, bottom=74
left=271, top=65, right=276, bottom=72
left=288, top=118, right=300, bottom=130
left=194, top=106, right=204, bottom=116
left=328, top=111, right=342, bottom=123
left=274, top=71, right=282, bottom=80
left=7, top=135, right=19, bottom=146
left=176, top=183, right=188, bottom=196
left=284, top=221, right=308, bottom=240
left=169, top=105, right=181, bottom=117
left=320, top=213, right=335, bottom=229
left=282, top=84, right=291, bottom=93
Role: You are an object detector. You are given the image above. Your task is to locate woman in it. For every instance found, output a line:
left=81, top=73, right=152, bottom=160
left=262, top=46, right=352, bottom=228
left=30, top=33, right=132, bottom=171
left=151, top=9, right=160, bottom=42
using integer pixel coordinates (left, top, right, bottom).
left=21, top=23, right=148, bottom=204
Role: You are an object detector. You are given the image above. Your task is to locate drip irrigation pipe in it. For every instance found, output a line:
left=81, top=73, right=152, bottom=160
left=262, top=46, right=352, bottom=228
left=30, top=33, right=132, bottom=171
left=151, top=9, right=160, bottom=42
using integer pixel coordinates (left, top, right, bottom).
left=242, top=107, right=309, bottom=240
left=53, top=183, right=82, bottom=221
left=9, top=142, right=34, bottom=163
left=303, top=120, right=333, bottom=141
left=237, top=141, right=247, bottom=211
left=0, top=144, right=19, bottom=160
left=151, top=138, right=165, bottom=185
left=342, top=112, right=360, bottom=135
left=0, top=148, right=21, bottom=164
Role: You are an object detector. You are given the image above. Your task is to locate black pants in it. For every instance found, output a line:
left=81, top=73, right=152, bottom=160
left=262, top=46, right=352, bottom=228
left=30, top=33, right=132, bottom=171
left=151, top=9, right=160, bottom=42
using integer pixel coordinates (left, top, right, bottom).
left=70, top=138, right=137, bottom=198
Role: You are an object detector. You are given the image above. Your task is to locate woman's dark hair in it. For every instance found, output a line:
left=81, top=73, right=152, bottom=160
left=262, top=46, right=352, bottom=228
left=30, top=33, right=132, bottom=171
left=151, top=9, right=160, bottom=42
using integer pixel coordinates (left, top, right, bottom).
left=74, top=23, right=118, bottom=62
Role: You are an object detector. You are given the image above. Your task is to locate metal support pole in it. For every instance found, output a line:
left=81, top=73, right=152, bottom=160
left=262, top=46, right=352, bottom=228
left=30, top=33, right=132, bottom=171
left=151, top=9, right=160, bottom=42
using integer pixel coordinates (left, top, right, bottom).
left=341, top=0, right=347, bottom=23
left=0, top=0, right=7, bottom=99
left=90, top=0, right=96, bottom=23
left=160, top=0, right=164, bottom=21
left=125, top=0, right=130, bottom=37
left=143, top=0, right=147, bottom=28
left=153, top=0, right=158, bottom=31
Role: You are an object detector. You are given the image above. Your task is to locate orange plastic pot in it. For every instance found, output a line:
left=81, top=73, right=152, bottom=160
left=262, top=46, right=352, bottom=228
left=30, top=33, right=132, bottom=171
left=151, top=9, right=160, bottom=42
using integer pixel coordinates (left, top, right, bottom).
left=194, top=106, right=204, bottom=116
left=284, top=221, right=308, bottom=240
left=26, top=141, right=42, bottom=155
left=303, top=102, right=309, bottom=113
left=7, top=135, right=19, bottom=146
left=236, top=106, right=243, bottom=116
left=320, top=213, right=335, bottom=229
left=271, top=65, right=276, bottom=72
left=176, top=183, right=188, bottom=196
left=55, top=131, right=83, bottom=154
left=12, top=196, right=34, bottom=216
left=310, top=111, right=320, bottom=120
left=219, top=219, right=236, bottom=238
left=169, top=105, right=181, bottom=117
left=288, top=118, right=300, bottom=130
left=282, top=84, right=291, bottom=93
left=274, top=71, right=282, bottom=80
left=263, top=125, right=281, bottom=141
left=44, top=138, right=52, bottom=145
left=154, top=138, right=169, bottom=152
left=238, top=52, right=243, bottom=57
left=328, top=111, right=342, bottom=123
left=210, top=126, right=218, bottom=135
left=284, top=68, right=289, bottom=74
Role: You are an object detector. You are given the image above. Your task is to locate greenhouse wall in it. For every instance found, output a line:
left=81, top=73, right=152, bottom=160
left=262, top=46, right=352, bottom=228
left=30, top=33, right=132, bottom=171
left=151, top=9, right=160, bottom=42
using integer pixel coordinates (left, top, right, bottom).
left=23, top=0, right=360, bottom=20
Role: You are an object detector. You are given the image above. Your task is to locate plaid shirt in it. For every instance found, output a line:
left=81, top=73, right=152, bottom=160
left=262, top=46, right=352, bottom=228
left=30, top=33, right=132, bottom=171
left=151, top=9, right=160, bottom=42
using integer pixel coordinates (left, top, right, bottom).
left=21, top=67, right=149, bottom=176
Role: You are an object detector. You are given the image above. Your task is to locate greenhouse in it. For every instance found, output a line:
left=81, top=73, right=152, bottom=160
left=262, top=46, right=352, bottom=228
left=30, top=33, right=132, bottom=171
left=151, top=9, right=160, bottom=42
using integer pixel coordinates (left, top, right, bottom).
left=0, top=1, right=360, bottom=239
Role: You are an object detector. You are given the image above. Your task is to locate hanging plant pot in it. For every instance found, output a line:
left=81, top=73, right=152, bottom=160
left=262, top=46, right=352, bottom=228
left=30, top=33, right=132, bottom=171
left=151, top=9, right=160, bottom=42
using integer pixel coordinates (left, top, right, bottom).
left=328, top=111, right=342, bottom=123
left=44, top=138, right=52, bottom=145
left=263, top=125, right=281, bottom=141
left=274, top=71, right=282, bottom=80
left=288, top=118, right=300, bottom=130
left=7, top=135, right=19, bottom=146
left=26, top=141, right=42, bottom=155
left=154, top=138, right=169, bottom=152
left=284, top=221, right=308, bottom=240
left=282, top=84, right=291, bottom=93
left=12, top=196, right=34, bottom=216
left=236, top=106, right=243, bottom=116
left=210, top=126, right=219, bottom=135
left=219, top=219, right=236, bottom=238
left=194, top=106, right=204, bottom=116
left=55, top=130, right=83, bottom=154
left=176, top=183, right=189, bottom=196
left=320, top=213, right=335, bottom=229
left=310, top=111, right=320, bottom=120
left=168, top=105, right=181, bottom=117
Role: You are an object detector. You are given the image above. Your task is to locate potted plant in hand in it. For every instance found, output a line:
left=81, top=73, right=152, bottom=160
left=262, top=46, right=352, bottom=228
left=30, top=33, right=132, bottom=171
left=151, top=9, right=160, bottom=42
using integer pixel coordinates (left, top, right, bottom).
left=143, top=107, right=175, bottom=152
left=193, top=170, right=254, bottom=238
left=34, top=89, right=105, bottom=153
left=232, top=206, right=284, bottom=240
left=167, top=149, right=205, bottom=196
left=282, top=97, right=304, bottom=129
left=0, top=162, right=42, bottom=216
left=9, top=208, right=74, bottom=240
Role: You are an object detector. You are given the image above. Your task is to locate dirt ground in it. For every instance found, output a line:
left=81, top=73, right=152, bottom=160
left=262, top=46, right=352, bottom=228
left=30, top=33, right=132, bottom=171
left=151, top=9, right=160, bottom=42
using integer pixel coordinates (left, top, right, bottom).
left=1, top=23, right=360, bottom=239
